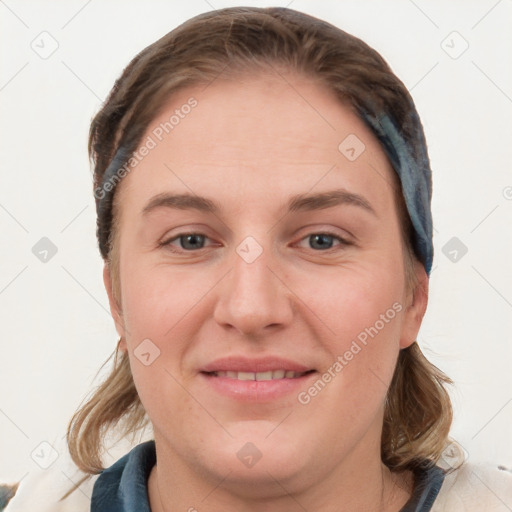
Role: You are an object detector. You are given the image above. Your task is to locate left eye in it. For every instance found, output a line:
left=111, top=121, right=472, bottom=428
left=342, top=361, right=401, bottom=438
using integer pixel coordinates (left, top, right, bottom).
left=296, top=232, right=349, bottom=251
left=160, top=232, right=349, bottom=253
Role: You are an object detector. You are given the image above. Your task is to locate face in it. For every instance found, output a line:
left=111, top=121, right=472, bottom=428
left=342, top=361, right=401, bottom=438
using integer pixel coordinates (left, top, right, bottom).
left=104, top=71, right=427, bottom=493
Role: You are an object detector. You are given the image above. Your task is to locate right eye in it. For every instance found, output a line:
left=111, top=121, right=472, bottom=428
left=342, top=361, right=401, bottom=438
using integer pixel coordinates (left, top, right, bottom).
left=160, top=232, right=214, bottom=253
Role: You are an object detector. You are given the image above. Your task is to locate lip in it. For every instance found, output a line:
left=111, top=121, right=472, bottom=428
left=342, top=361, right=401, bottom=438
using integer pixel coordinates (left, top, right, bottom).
left=199, top=356, right=317, bottom=402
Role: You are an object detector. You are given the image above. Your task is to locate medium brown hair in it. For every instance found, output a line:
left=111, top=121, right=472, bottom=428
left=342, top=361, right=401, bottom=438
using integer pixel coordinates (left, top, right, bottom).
left=67, top=5, right=462, bottom=489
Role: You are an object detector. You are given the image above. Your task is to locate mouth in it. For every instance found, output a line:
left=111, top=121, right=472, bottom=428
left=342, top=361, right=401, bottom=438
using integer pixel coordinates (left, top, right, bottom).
left=203, top=369, right=315, bottom=380
left=199, top=357, right=317, bottom=401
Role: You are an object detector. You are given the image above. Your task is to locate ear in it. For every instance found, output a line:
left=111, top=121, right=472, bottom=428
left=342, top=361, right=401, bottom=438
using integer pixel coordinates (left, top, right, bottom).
left=399, top=260, right=429, bottom=349
left=103, top=263, right=127, bottom=351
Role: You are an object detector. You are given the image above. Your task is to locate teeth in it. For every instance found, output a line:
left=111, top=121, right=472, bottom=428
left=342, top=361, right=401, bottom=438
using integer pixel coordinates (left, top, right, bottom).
left=213, top=370, right=305, bottom=380
left=256, top=371, right=273, bottom=381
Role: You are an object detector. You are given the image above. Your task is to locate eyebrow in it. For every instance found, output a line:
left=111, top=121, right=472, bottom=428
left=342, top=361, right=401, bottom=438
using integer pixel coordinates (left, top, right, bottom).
left=141, top=188, right=377, bottom=217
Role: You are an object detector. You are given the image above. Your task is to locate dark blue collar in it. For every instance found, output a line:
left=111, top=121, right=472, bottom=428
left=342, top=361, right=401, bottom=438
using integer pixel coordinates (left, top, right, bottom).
left=91, top=441, right=446, bottom=511
left=91, top=440, right=156, bottom=512
left=399, top=463, right=446, bottom=511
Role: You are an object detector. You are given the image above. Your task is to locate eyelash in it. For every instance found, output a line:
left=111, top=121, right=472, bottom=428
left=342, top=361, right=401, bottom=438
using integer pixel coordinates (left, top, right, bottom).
left=159, top=231, right=352, bottom=254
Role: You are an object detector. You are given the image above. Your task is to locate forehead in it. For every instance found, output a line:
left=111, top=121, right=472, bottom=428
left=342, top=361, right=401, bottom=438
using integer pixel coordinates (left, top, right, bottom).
left=115, top=72, right=396, bottom=217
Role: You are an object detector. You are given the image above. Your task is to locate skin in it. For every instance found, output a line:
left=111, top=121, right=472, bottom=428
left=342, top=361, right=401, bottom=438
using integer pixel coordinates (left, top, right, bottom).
left=103, top=71, right=428, bottom=511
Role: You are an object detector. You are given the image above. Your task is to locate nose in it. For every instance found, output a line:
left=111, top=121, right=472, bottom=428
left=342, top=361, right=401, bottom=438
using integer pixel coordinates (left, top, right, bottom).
left=213, top=238, right=294, bottom=338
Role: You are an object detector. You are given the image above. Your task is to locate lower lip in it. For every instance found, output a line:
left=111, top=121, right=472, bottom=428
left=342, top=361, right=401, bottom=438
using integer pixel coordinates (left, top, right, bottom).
left=199, top=372, right=317, bottom=401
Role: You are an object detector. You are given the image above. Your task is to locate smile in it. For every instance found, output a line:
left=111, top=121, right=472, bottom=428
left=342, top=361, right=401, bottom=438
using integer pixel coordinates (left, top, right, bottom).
left=199, top=356, right=318, bottom=401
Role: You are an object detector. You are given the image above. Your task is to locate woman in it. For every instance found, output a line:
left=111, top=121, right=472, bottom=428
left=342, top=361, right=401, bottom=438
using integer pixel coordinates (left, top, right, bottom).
left=5, top=6, right=511, bottom=512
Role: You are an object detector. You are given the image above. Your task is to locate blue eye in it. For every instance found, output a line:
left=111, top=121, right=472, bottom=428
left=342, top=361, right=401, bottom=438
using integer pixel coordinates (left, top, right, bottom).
left=304, top=233, right=345, bottom=251
left=160, top=231, right=350, bottom=254
left=295, top=231, right=351, bottom=252
left=162, top=233, right=210, bottom=251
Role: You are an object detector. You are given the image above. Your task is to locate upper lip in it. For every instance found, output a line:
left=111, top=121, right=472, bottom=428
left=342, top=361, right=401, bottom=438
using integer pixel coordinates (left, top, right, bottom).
left=200, top=356, right=314, bottom=373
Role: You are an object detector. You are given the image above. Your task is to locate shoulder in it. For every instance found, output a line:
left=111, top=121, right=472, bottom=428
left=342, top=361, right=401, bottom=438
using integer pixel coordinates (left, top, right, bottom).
left=433, top=462, right=512, bottom=511
left=3, top=463, right=98, bottom=512
left=3, top=437, right=150, bottom=512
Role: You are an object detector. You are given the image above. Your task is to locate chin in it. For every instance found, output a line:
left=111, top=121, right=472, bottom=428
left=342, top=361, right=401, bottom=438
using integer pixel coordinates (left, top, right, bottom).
left=206, top=451, right=309, bottom=499
left=197, top=422, right=312, bottom=490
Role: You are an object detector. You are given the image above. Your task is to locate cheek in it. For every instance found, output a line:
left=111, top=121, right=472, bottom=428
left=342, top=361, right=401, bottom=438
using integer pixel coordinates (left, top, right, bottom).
left=293, top=275, right=404, bottom=440
left=300, top=264, right=404, bottom=346
left=119, top=262, right=221, bottom=412
left=299, top=268, right=404, bottom=401
left=120, top=260, right=205, bottom=341
left=118, top=263, right=195, bottom=407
